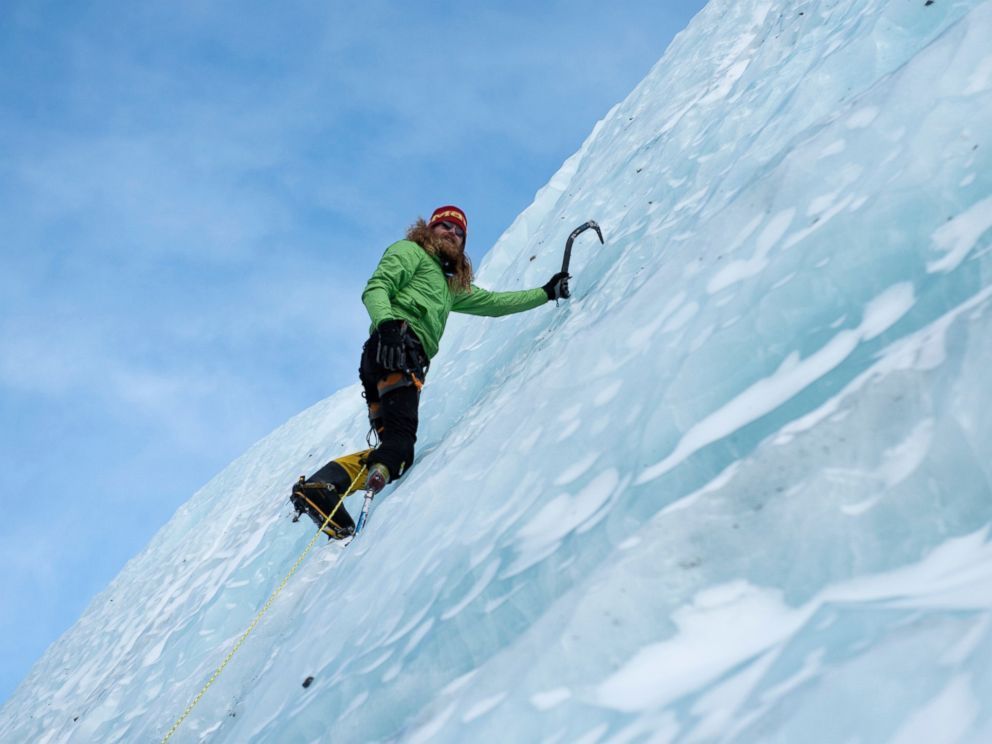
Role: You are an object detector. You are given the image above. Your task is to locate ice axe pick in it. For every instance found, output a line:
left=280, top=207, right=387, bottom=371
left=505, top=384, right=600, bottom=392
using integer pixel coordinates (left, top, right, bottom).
left=559, top=220, right=605, bottom=299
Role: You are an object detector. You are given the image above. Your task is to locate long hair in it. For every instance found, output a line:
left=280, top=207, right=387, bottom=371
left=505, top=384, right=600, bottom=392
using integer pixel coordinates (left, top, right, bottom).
left=406, top=218, right=473, bottom=293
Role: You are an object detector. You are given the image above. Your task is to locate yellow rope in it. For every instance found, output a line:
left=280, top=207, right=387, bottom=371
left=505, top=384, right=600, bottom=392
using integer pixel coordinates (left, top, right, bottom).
left=161, top=465, right=367, bottom=743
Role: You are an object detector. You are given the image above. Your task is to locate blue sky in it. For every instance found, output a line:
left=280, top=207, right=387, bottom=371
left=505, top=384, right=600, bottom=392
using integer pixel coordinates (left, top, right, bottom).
left=0, top=0, right=705, bottom=703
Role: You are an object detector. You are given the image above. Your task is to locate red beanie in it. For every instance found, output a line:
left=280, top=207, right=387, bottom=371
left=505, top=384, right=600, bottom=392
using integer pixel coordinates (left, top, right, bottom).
left=428, top=205, right=468, bottom=235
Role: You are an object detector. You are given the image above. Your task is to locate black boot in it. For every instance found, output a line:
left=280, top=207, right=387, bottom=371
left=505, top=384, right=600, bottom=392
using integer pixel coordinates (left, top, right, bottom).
left=290, top=477, right=356, bottom=540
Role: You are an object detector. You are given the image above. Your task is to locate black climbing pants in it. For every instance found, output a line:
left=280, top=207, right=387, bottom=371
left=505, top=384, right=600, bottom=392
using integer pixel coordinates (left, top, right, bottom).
left=359, top=328, right=429, bottom=480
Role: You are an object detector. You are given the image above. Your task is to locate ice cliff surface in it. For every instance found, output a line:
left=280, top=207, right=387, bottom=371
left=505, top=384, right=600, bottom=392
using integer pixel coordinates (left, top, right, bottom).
left=3, top=0, right=992, bottom=741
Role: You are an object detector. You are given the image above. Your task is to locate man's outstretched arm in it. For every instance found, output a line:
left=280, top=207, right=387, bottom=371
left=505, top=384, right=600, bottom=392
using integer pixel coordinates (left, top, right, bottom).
left=451, top=272, right=568, bottom=317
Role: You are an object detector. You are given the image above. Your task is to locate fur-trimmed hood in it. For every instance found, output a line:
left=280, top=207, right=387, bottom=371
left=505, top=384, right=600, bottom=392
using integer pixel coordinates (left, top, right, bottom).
left=406, top=218, right=473, bottom=292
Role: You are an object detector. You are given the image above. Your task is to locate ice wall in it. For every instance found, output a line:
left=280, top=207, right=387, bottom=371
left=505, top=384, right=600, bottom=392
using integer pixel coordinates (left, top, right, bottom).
left=3, top=0, right=992, bottom=741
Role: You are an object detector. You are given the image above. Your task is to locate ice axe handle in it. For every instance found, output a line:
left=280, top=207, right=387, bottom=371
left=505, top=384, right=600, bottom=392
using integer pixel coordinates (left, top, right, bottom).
left=354, top=491, right=375, bottom=536
left=559, top=220, right=605, bottom=299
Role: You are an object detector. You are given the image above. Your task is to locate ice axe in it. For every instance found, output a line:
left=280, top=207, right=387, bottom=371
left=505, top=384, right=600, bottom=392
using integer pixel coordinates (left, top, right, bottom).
left=559, top=220, right=605, bottom=299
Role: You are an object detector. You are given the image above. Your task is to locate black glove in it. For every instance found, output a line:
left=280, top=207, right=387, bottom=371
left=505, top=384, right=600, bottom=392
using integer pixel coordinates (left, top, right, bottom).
left=376, top=320, right=407, bottom=370
left=542, top=271, right=570, bottom=301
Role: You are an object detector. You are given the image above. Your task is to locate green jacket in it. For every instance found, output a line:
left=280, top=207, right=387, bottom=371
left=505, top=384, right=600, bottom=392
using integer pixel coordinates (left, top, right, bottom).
left=362, top=240, right=547, bottom=359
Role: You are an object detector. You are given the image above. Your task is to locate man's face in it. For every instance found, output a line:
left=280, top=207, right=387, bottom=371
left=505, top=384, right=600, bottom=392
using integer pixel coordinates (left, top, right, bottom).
left=431, top=221, right=465, bottom=252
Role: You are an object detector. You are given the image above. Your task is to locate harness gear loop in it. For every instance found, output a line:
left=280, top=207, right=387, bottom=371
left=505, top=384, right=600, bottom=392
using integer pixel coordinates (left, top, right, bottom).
left=160, top=464, right=367, bottom=743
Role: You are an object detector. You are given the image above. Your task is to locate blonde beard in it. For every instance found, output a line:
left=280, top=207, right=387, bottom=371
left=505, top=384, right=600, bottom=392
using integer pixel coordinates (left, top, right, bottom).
left=434, top=232, right=463, bottom=263
left=405, top=217, right=474, bottom=291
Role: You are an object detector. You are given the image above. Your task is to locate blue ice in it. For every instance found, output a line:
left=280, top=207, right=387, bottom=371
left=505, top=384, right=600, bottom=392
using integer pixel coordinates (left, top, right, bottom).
left=3, top=0, right=992, bottom=741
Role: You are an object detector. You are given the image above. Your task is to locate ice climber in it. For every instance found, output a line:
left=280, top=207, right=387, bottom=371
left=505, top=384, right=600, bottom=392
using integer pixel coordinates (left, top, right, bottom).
left=291, top=205, right=570, bottom=538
